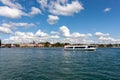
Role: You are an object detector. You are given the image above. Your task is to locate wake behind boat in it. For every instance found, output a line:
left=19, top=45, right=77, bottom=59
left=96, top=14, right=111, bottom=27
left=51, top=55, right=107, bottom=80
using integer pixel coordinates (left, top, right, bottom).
left=64, top=45, right=96, bottom=51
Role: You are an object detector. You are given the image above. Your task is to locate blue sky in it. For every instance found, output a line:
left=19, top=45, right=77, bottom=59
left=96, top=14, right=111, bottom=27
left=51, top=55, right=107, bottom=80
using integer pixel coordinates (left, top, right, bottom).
left=0, top=0, right=120, bottom=44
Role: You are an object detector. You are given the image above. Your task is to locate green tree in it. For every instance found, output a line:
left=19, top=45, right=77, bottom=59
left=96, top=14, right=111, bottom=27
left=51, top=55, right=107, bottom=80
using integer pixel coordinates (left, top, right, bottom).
left=44, top=42, right=50, bottom=47
left=5, top=44, right=11, bottom=48
left=98, top=44, right=105, bottom=48
left=106, top=44, right=113, bottom=48
left=52, top=42, right=61, bottom=47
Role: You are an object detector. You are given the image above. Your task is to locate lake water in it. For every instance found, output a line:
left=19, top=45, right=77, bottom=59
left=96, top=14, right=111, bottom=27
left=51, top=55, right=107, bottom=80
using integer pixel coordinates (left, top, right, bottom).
left=0, top=48, right=120, bottom=80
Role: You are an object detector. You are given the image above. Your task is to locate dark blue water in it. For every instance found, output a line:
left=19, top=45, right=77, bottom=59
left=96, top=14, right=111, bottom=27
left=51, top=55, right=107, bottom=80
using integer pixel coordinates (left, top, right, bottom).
left=0, top=48, right=120, bottom=80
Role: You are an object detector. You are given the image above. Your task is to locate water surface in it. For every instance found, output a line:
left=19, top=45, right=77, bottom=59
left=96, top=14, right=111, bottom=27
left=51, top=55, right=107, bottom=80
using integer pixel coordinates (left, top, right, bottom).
left=0, top=48, right=120, bottom=80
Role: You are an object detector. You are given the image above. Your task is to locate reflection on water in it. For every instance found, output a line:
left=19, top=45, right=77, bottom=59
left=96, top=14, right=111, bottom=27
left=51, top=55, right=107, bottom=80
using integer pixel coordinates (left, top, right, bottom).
left=0, top=48, right=120, bottom=80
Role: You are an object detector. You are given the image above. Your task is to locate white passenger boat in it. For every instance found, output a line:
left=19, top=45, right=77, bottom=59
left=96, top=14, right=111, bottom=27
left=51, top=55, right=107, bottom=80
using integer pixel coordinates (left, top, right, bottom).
left=64, top=45, right=96, bottom=51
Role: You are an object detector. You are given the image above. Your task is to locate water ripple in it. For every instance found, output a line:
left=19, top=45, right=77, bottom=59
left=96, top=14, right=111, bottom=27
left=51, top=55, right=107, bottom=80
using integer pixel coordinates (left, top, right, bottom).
left=0, top=48, right=120, bottom=80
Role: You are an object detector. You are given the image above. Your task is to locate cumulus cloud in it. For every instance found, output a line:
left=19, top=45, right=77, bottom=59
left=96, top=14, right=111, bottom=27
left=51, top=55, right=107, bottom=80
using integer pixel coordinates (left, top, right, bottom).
left=104, top=8, right=111, bottom=12
left=69, top=32, right=93, bottom=44
left=49, top=1, right=84, bottom=16
left=50, top=35, right=60, bottom=39
left=95, top=32, right=120, bottom=44
left=87, top=33, right=92, bottom=37
left=47, top=15, right=59, bottom=24
left=0, top=0, right=42, bottom=18
left=0, top=26, right=13, bottom=34
left=3, top=26, right=120, bottom=44
left=15, top=31, right=26, bottom=37
left=71, top=32, right=84, bottom=38
left=59, top=25, right=93, bottom=44
left=37, top=0, right=84, bottom=16
left=95, top=32, right=109, bottom=38
left=35, top=30, right=48, bottom=37
left=2, top=29, right=59, bottom=44
left=0, top=6, right=27, bottom=18
left=0, top=0, right=28, bottom=18
left=59, top=25, right=71, bottom=37
left=0, top=6, right=42, bottom=18
left=37, top=0, right=48, bottom=10
left=2, top=30, right=47, bottom=43
left=50, top=31, right=59, bottom=35
left=0, top=0, right=27, bottom=18
left=0, top=0, right=23, bottom=9
left=1, top=22, right=35, bottom=29
left=29, top=7, right=42, bottom=15
left=59, top=25, right=92, bottom=39
left=7, top=31, right=35, bottom=43
left=0, top=22, right=35, bottom=34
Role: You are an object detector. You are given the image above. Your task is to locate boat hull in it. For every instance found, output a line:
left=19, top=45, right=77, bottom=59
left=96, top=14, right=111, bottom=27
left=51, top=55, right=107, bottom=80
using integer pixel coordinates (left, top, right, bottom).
left=64, top=48, right=96, bottom=51
left=64, top=45, right=96, bottom=51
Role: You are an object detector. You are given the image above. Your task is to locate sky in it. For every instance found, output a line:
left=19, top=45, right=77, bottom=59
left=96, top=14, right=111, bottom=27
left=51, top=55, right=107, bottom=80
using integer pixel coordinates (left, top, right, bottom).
left=0, top=0, right=120, bottom=44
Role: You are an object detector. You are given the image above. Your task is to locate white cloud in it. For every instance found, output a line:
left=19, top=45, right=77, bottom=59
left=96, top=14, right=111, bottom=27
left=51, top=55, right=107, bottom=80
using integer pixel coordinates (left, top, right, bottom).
left=0, top=0, right=23, bottom=9
left=0, top=1, right=41, bottom=18
left=59, top=25, right=92, bottom=39
left=35, top=29, right=48, bottom=37
left=69, top=32, right=92, bottom=44
left=15, top=31, right=26, bottom=37
left=59, top=25, right=71, bottom=37
left=2, top=27, right=120, bottom=44
left=8, top=34, right=34, bottom=44
left=0, top=26, right=13, bottom=34
left=37, top=0, right=84, bottom=16
left=0, top=22, right=35, bottom=34
left=59, top=25, right=93, bottom=44
left=0, top=6, right=27, bottom=18
left=50, top=31, right=59, bottom=35
left=47, top=15, right=59, bottom=24
left=49, top=1, right=84, bottom=16
left=50, top=35, right=60, bottom=39
left=1, top=22, right=35, bottom=29
left=95, top=32, right=110, bottom=38
left=87, top=33, right=92, bottom=37
left=37, top=0, right=48, bottom=10
left=94, top=32, right=120, bottom=44
left=104, top=8, right=111, bottom=12
left=0, top=0, right=27, bottom=18
left=2, top=30, right=59, bottom=44
left=2, top=30, right=50, bottom=43
left=29, top=7, right=42, bottom=15
left=15, top=31, right=34, bottom=38
left=71, top=32, right=85, bottom=38
left=0, top=6, right=42, bottom=18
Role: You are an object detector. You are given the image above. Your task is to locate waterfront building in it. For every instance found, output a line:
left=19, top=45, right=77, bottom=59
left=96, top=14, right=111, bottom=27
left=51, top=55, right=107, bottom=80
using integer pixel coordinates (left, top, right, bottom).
left=19, top=43, right=44, bottom=47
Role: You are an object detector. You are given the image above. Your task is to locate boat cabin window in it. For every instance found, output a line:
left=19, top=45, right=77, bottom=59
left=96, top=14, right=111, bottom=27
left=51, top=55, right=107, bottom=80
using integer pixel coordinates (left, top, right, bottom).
left=74, top=47, right=86, bottom=48
left=66, top=47, right=73, bottom=48
left=88, top=46, right=94, bottom=48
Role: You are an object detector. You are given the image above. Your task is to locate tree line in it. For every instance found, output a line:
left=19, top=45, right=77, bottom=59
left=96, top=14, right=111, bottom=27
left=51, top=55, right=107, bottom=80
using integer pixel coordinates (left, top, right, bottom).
left=0, top=39, right=120, bottom=48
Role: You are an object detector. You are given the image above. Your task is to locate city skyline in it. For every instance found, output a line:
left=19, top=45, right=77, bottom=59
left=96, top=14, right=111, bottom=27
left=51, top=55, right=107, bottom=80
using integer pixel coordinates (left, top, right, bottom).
left=0, top=0, right=120, bottom=44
